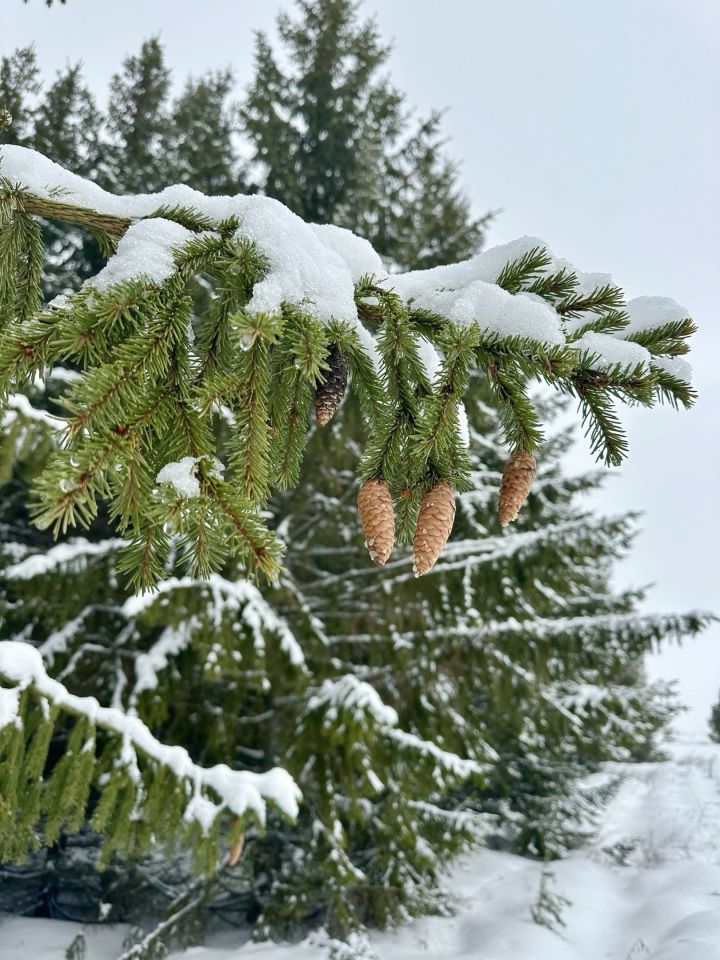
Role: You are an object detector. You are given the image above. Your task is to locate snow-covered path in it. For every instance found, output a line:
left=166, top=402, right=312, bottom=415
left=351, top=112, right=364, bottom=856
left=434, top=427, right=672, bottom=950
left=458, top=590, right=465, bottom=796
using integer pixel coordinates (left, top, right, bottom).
left=4, top=738, right=720, bottom=960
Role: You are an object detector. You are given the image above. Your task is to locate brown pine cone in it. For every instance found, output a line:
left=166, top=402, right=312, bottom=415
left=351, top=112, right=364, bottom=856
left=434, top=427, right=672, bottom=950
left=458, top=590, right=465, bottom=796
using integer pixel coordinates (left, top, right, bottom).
left=315, top=344, right=348, bottom=426
left=412, top=480, right=456, bottom=577
left=498, top=450, right=537, bottom=526
left=357, top=478, right=395, bottom=565
left=228, top=831, right=245, bottom=866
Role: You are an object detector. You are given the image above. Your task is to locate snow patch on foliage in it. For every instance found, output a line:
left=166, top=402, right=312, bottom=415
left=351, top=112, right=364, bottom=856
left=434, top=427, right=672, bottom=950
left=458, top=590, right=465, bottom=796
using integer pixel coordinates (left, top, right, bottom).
left=308, top=222, right=384, bottom=279
left=392, top=245, right=566, bottom=346
left=306, top=676, right=487, bottom=783
left=132, top=619, right=198, bottom=698
left=653, top=355, right=693, bottom=382
left=0, top=686, right=21, bottom=731
left=2, top=393, right=65, bottom=431
left=123, top=573, right=305, bottom=668
left=574, top=331, right=651, bottom=370
left=307, top=675, right=399, bottom=727
left=388, top=727, right=492, bottom=779
left=155, top=456, right=224, bottom=498
left=40, top=610, right=94, bottom=663
left=156, top=456, right=202, bottom=498
left=4, top=538, right=124, bottom=580
left=91, top=218, right=196, bottom=292
left=623, top=295, right=690, bottom=335
left=0, top=146, right=692, bottom=376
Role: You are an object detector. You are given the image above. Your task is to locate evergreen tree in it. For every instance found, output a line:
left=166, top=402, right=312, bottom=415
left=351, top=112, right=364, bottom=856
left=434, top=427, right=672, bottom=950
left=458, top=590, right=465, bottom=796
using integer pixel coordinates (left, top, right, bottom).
left=242, top=0, right=489, bottom=268
left=163, top=70, right=245, bottom=197
left=105, top=37, right=171, bottom=193
left=709, top=694, right=720, bottom=744
left=31, top=62, right=104, bottom=298
left=0, top=46, right=40, bottom=147
left=32, top=64, right=101, bottom=174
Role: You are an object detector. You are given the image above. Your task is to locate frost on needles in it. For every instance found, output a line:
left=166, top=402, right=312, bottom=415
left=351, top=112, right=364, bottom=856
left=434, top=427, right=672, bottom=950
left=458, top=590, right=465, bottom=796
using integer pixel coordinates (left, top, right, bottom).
left=0, top=145, right=697, bottom=590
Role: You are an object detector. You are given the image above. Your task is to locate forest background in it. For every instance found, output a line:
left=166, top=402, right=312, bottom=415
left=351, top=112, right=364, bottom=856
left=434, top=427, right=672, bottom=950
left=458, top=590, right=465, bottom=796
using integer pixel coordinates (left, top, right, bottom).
left=5, top=0, right=716, bottom=728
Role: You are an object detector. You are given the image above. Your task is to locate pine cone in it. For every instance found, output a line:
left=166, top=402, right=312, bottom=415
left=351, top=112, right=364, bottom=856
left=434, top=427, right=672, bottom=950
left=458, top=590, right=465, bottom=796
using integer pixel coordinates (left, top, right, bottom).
left=412, top=480, right=455, bottom=577
left=315, top=344, right=348, bottom=426
left=357, top=478, right=395, bottom=565
left=228, top=828, right=245, bottom=866
left=498, top=450, right=537, bottom=526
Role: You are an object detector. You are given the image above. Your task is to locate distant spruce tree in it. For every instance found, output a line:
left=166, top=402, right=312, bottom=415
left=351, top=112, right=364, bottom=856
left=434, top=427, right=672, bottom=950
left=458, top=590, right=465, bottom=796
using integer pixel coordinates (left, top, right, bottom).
left=31, top=64, right=101, bottom=174
left=104, top=38, right=172, bottom=194
left=0, top=46, right=40, bottom=147
left=164, top=70, right=245, bottom=197
left=242, top=0, right=491, bottom=268
left=31, top=63, right=105, bottom=298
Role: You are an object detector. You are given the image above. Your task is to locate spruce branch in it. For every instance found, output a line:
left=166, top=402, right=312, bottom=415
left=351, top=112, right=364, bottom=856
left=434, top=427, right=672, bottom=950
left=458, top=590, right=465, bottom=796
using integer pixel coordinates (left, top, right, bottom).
left=496, top=246, right=552, bottom=293
left=557, top=283, right=626, bottom=320
left=566, top=309, right=630, bottom=341
left=652, top=366, right=697, bottom=410
left=0, top=641, right=300, bottom=865
left=524, top=267, right=578, bottom=303
left=0, top=147, right=700, bottom=583
left=485, top=360, right=544, bottom=454
left=577, top=388, right=628, bottom=466
left=625, top=317, right=697, bottom=356
left=15, top=188, right=131, bottom=239
left=408, top=323, right=478, bottom=488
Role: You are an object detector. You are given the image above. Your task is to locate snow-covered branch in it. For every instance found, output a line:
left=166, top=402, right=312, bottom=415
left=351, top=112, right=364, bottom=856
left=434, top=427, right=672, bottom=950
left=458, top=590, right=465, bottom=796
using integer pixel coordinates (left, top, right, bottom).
left=0, top=641, right=300, bottom=829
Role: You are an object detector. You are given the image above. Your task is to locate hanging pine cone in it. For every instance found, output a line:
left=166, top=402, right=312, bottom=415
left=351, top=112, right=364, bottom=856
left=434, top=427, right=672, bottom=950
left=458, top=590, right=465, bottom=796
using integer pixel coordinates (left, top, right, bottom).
left=315, top=344, right=348, bottom=426
left=498, top=450, right=537, bottom=526
left=357, top=478, right=395, bottom=565
left=412, top=479, right=456, bottom=577
left=228, top=827, right=245, bottom=866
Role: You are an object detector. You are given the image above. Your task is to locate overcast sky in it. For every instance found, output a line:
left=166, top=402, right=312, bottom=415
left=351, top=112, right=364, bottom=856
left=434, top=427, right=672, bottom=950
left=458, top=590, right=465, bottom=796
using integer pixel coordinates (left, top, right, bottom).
left=4, top=0, right=719, bottom=732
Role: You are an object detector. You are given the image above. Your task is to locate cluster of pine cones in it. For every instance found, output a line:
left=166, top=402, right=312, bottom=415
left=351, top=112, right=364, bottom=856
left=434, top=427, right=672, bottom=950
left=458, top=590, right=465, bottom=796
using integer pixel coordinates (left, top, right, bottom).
left=314, top=345, right=537, bottom=575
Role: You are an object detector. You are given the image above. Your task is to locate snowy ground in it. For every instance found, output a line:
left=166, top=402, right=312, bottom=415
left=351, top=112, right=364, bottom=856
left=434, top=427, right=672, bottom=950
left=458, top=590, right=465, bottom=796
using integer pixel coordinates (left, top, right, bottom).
left=4, top=737, right=720, bottom=960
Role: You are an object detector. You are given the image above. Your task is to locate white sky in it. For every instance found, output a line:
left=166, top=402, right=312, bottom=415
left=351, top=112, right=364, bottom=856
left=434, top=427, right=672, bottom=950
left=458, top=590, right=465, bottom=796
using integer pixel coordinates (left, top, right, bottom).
left=4, top=0, right=719, bottom=732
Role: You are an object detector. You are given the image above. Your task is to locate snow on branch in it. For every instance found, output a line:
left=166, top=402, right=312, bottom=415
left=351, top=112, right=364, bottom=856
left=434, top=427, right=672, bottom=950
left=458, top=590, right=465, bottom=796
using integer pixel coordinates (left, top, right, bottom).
left=123, top=572, right=306, bottom=668
left=0, top=640, right=300, bottom=828
left=0, top=145, right=698, bottom=585
left=0, top=145, right=693, bottom=363
left=306, top=675, right=493, bottom=786
left=4, top=537, right=125, bottom=580
left=2, top=393, right=66, bottom=431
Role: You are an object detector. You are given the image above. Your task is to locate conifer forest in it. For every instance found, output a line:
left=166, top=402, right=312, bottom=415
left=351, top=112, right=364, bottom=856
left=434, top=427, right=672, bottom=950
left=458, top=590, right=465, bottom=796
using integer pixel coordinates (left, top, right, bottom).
left=0, top=3, right=717, bottom=959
